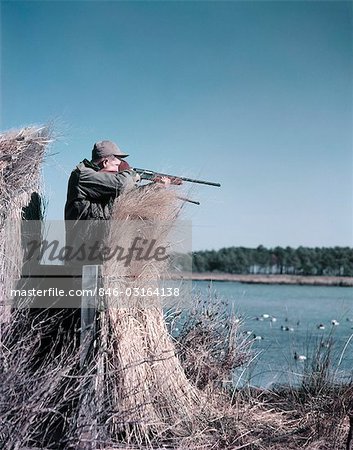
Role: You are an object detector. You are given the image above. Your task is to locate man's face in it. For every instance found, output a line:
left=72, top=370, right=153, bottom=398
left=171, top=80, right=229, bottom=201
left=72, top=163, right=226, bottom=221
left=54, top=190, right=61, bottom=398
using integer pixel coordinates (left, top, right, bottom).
left=101, top=156, right=121, bottom=173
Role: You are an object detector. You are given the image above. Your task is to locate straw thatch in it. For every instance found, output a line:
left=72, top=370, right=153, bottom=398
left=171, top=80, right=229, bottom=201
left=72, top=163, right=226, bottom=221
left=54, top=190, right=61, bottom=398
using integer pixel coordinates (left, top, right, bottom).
left=68, top=185, right=205, bottom=446
left=0, top=125, right=53, bottom=326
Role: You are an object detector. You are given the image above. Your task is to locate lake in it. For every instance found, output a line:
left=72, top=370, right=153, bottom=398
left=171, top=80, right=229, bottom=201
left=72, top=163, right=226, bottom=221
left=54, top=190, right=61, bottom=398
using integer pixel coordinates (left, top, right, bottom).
left=191, top=280, right=353, bottom=388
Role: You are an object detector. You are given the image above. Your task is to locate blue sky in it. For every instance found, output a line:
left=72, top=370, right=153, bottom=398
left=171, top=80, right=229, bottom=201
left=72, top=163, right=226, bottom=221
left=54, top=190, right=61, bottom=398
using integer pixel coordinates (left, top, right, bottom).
left=1, top=1, right=352, bottom=250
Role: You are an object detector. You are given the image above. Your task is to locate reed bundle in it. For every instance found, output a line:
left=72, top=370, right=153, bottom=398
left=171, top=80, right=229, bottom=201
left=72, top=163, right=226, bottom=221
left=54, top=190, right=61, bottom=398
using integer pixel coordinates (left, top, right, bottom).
left=0, top=125, right=52, bottom=326
left=0, top=126, right=51, bottom=213
left=95, top=185, right=207, bottom=445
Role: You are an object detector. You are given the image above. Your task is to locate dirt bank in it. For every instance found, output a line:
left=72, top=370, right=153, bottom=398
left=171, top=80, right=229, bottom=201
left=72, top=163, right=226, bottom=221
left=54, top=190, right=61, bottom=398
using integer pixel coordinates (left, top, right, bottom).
left=177, top=272, right=353, bottom=286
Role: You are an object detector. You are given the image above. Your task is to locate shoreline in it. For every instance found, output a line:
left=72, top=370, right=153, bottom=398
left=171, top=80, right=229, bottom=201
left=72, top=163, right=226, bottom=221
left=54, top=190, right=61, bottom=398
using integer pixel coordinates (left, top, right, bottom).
left=177, top=272, right=353, bottom=287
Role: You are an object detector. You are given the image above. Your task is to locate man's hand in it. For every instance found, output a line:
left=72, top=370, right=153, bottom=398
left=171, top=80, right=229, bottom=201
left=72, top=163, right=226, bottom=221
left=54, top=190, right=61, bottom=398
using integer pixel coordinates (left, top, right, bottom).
left=130, top=170, right=141, bottom=183
left=153, top=176, right=183, bottom=185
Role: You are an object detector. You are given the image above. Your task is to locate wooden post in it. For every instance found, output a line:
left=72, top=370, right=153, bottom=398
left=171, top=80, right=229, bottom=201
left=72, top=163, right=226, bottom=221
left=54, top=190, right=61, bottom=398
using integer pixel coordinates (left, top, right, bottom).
left=78, top=264, right=102, bottom=449
left=347, top=414, right=353, bottom=450
left=80, top=264, right=101, bottom=368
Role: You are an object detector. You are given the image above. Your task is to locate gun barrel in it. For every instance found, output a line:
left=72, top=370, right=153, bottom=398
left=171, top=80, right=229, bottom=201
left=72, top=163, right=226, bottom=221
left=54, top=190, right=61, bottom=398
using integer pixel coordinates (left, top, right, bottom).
left=178, top=176, right=221, bottom=187
left=133, top=168, right=221, bottom=187
left=177, top=196, right=200, bottom=205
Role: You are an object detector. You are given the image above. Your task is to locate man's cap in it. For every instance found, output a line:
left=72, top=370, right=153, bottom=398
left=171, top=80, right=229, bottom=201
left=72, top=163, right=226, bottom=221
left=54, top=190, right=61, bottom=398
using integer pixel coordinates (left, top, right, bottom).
left=91, top=140, right=129, bottom=160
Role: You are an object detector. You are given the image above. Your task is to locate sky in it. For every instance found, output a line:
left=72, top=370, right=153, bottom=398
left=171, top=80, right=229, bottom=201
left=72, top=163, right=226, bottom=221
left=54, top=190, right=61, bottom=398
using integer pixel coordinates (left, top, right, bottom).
left=1, top=0, right=352, bottom=251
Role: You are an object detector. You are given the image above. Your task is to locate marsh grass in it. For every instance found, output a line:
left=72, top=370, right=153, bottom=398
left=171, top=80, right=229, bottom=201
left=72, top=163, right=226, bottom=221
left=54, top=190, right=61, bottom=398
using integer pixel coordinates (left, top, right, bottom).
left=172, top=293, right=253, bottom=391
left=0, top=132, right=352, bottom=448
left=0, top=285, right=352, bottom=449
left=0, top=307, right=81, bottom=449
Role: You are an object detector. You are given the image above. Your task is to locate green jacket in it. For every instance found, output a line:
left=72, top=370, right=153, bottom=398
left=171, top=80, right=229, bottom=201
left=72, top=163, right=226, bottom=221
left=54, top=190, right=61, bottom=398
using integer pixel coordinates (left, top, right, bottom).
left=64, top=159, right=136, bottom=221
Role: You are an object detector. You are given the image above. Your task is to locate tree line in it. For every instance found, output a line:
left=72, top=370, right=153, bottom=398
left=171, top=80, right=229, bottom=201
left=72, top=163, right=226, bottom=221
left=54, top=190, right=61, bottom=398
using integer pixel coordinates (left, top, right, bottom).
left=191, top=246, right=353, bottom=276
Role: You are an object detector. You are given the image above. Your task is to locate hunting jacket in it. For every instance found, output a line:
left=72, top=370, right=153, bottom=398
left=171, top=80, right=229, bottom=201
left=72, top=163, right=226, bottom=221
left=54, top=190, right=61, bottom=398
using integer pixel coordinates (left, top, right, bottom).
left=65, top=159, right=136, bottom=221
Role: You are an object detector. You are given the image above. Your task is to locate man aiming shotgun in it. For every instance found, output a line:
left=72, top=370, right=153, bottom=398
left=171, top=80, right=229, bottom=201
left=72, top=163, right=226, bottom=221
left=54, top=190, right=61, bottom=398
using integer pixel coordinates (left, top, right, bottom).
left=63, top=138, right=220, bottom=303
left=65, top=139, right=221, bottom=223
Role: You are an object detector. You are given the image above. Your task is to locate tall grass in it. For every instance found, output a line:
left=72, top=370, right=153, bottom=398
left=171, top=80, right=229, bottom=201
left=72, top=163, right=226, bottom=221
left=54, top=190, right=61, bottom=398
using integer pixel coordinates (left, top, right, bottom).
left=0, top=131, right=352, bottom=448
left=1, top=291, right=352, bottom=448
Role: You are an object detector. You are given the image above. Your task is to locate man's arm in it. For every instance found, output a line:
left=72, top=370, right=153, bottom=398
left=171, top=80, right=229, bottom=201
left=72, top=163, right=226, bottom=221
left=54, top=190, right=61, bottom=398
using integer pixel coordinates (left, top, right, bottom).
left=79, top=168, right=136, bottom=200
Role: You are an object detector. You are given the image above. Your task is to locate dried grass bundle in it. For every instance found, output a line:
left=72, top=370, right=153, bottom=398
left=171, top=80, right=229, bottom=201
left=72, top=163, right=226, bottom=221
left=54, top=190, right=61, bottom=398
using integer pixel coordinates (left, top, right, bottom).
left=104, top=185, right=180, bottom=284
left=0, top=125, right=53, bottom=326
left=97, top=185, right=207, bottom=445
left=0, top=125, right=52, bottom=216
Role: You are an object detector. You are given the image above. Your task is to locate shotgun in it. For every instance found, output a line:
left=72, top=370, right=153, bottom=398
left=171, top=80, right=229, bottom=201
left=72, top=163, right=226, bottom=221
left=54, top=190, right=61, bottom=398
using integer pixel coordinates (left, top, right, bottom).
left=133, top=168, right=221, bottom=188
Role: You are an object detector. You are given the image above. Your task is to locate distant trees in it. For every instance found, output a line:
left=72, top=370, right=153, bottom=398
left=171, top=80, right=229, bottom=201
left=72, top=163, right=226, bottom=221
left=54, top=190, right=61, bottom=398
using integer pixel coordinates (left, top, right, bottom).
left=191, top=246, right=353, bottom=276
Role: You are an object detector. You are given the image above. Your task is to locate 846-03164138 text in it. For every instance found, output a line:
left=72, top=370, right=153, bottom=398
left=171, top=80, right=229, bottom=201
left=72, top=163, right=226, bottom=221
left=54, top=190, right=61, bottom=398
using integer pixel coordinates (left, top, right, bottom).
left=98, top=287, right=180, bottom=297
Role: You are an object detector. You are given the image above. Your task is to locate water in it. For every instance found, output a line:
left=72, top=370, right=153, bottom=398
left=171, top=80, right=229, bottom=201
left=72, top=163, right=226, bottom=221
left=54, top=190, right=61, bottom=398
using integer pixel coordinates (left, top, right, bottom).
left=192, top=280, right=353, bottom=388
